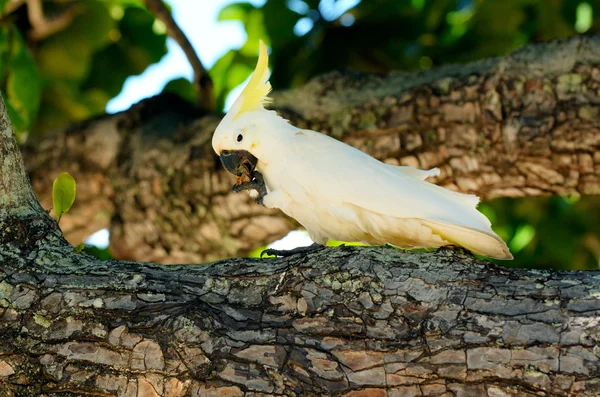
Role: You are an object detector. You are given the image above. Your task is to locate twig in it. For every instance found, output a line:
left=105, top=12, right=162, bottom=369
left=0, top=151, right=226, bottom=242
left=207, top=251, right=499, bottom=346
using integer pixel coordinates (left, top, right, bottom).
left=3, top=0, right=77, bottom=41
left=26, top=0, right=78, bottom=41
left=143, top=0, right=215, bottom=113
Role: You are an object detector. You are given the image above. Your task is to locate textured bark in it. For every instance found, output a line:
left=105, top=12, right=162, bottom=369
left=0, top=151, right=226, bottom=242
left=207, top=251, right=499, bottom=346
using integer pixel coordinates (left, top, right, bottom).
left=23, top=35, right=600, bottom=264
left=2, top=226, right=600, bottom=396
left=2, top=88, right=600, bottom=397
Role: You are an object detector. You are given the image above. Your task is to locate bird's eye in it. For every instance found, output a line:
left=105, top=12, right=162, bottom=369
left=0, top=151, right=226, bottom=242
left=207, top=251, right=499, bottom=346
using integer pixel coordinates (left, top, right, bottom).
left=237, top=134, right=243, bottom=142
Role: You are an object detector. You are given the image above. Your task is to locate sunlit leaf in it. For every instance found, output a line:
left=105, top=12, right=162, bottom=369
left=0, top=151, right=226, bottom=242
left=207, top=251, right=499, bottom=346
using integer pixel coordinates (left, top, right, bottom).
left=53, top=172, right=77, bottom=223
left=248, top=245, right=269, bottom=258
left=5, top=27, right=41, bottom=134
left=509, top=224, right=536, bottom=254
left=210, top=50, right=256, bottom=111
left=4, top=99, right=27, bottom=135
left=240, top=9, right=269, bottom=56
left=576, top=2, right=593, bottom=32
left=218, top=2, right=256, bottom=22
left=163, top=77, right=196, bottom=104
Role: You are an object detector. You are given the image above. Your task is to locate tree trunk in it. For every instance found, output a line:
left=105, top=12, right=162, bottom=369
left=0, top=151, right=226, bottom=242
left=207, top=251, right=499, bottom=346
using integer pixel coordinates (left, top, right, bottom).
left=22, top=35, right=600, bottom=263
left=1, top=40, right=600, bottom=396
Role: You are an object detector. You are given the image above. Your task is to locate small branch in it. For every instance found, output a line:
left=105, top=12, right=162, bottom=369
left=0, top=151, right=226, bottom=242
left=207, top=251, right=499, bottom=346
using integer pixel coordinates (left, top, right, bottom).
left=25, top=0, right=78, bottom=41
left=2, top=0, right=26, bottom=15
left=3, top=0, right=78, bottom=40
left=143, top=0, right=215, bottom=113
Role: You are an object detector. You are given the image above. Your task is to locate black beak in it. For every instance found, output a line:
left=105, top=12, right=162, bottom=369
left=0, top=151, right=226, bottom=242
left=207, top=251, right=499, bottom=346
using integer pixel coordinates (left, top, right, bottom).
left=219, top=150, right=258, bottom=177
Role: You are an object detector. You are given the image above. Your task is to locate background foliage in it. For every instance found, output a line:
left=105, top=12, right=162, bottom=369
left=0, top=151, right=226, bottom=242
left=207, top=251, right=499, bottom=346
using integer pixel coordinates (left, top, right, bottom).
left=1, top=0, right=599, bottom=269
left=211, top=0, right=600, bottom=110
left=0, top=0, right=166, bottom=137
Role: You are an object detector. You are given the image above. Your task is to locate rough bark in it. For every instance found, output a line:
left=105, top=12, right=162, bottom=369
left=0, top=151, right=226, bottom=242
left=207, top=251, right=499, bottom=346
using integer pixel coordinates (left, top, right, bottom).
left=23, top=35, right=600, bottom=264
left=2, top=218, right=600, bottom=396
left=2, top=80, right=600, bottom=397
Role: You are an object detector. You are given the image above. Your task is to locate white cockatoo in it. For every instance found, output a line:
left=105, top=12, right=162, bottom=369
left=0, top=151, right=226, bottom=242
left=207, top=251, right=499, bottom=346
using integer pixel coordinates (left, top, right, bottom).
left=212, top=41, right=513, bottom=260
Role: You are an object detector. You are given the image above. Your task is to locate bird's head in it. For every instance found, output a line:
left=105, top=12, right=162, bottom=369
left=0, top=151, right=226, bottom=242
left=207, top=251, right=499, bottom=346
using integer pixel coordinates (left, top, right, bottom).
left=212, top=40, right=273, bottom=179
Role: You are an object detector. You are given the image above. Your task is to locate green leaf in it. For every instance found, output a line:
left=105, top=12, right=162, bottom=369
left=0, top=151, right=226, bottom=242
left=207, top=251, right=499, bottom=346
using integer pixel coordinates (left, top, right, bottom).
left=5, top=26, right=41, bottom=133
left=162, top=77, right=196, bottom=104
left=37, top=1, right=115, bottom=81
left=0, top=0, right=9, bottom=13
left=52, top=172, right=77, bottom=223
left=509, top=224, right=536, bottom=254
left=83, top=7, right=168, bottom=98
left=0, top=26, right=9, bottom=82
left=248, top=245, right=269, bottom=258
left=34, top=4, right=167, bottom=132
left=209, top=50, right=256, bottom=110
left=240, top=9, right=269, bottom=56
left=218, top=2, right=256, bottom=22
left=3, top=98, right=27, bottom=135
left=83, top=245, right=113, bottom=261
left=262, top=0, right=301, bottom=48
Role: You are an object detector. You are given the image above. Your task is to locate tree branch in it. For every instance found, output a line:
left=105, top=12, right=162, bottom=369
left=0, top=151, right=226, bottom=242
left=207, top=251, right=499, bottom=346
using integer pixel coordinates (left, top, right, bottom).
left=143, top=0, right=215, bottom=112
left=2, top=0, right=78, bottom=41
left=1, top=223, right=599, bottom=396
left=22, top=35, right=600, bottom=263
left=0, top=93, right=44, bottom=217
left=2, top=76, right=600, bottom=396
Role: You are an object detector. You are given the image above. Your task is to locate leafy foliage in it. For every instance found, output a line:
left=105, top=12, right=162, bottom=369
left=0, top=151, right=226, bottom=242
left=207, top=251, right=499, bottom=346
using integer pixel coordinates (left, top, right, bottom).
left=211, top=0, right=600, bottom=103
left=483, top=196, right=600, bottom=270
left=52, top=172, right=76, bottom=223
left=0, top=0, right=167, bottom=137
left=0, top=26, right=41, bottom=135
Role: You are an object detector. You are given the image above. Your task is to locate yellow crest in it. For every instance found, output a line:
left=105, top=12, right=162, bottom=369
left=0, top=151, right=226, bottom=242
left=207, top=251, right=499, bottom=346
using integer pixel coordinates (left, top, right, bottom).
left=233, top=40, right=272, bottom=118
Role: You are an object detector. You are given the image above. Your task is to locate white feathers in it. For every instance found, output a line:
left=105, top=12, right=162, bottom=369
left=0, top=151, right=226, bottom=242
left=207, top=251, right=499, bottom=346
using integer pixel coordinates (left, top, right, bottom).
left=389, top=164, right=440, bottom=180
left=252, top=125, right=512, bottom=259
left=213, top=42, right=513, bottom=260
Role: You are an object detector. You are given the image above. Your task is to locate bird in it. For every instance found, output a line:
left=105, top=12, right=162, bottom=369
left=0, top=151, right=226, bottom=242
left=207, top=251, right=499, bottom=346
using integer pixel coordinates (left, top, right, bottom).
left=212, top=40, right=513, bottom=260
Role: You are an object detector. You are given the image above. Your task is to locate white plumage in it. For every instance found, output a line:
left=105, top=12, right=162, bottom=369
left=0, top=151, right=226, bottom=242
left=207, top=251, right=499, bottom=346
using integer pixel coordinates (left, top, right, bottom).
left=212, top=41, right=512, bottom=260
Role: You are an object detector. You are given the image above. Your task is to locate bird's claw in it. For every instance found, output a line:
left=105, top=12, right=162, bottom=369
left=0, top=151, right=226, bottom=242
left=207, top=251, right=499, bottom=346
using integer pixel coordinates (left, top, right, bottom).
left=260, top=243, right=324, bottom=258
left=232, top=170, right=268, bottom=207
left=232, top=183, right=247, bottom=193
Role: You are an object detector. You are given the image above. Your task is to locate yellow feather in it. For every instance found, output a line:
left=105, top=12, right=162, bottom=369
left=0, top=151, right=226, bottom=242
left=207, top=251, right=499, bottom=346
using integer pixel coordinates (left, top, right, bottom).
left=234, top=40, right=272, bottom=118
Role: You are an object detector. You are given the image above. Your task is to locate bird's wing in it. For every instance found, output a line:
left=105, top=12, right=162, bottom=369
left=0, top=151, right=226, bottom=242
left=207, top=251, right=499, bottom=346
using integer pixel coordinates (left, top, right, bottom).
left=282, top=130, right=491, bottom=234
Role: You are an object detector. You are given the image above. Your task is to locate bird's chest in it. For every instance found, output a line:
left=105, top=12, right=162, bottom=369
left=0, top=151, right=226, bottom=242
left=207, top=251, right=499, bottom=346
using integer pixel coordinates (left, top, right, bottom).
left=260, top=163, right=320, bottom=218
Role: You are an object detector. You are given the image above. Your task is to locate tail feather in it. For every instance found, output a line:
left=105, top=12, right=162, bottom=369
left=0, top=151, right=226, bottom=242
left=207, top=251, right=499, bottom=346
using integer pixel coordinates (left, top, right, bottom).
left=420, top=219, right=513, bottom=260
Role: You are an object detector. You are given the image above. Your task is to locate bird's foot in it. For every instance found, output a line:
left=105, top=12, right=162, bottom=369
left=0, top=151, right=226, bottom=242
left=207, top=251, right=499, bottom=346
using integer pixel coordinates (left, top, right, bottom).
left=261, top=243, right=325, bottom=258
left=233, top=170, right=268, bottom=206
left=435, top=245, right=473, bottom=257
